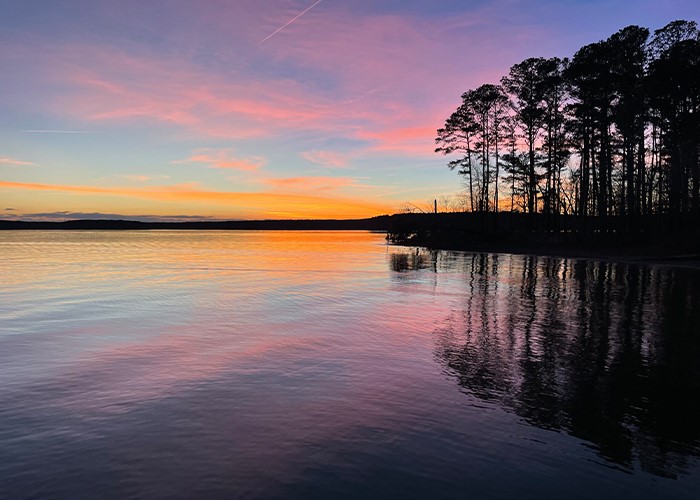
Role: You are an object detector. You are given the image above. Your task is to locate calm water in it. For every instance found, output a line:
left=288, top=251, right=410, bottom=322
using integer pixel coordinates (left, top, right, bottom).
left=1, top=230, right=699, bottom=499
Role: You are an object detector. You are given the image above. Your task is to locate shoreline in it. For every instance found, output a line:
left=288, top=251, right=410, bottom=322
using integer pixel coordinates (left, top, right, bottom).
left=384, top=212, right=700, bottom=269
left=3, top=215, right=699, bottom=269
left=389, top=236, right=700, bottom=270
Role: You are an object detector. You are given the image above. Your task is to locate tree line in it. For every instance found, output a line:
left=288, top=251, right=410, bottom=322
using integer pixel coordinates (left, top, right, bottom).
left=435, top=20, right=700, bottom=230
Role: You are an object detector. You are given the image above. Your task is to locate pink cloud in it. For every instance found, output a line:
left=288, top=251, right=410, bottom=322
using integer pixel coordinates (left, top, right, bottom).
left=10, top=2, right=551, bottom=156
left=262, top=175, right=369, bottom=192
left=299, top=150, right=350, bottom=168
left=356, top=126, right=439, bottom=156
left=174, top=149, right=265, bottom=171
left=0, top=156, right=35, bottom=166
left=32, top=46, right=340, bottom=140
left=19, top=37, right=430, bottom=145
left=120, top=174, right=170, bottom=182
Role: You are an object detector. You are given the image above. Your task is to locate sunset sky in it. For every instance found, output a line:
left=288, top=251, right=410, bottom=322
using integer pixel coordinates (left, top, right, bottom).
left=2, top=0, right=698, bottom=220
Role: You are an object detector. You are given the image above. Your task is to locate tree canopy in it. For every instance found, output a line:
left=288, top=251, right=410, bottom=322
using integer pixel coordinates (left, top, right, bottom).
left=436, top=20, right=700, bottom=231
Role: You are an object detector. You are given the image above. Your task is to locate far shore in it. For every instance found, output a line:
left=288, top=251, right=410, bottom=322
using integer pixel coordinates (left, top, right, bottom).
left=2, top=214, right=699, bottom=269
left=0, top=217, right=391, bottom=231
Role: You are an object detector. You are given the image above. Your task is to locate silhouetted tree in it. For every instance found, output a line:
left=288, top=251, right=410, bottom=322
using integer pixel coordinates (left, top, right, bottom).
left=539, top=57, right=570, bottom=218
left=501, top=115, right=530, bottom=211
left=436, top=102, right=479, bottom=211
left=605, top=26, right=649, bottom=222
left=436, top=84, right=508, bottom=212
left=648, top=21, right=700, bottom=222
left=502, top=58, right=550, bottom=213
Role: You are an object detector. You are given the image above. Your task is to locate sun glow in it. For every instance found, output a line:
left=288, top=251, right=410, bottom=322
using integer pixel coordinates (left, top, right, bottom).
left=0, top=181, right=393, bottom=220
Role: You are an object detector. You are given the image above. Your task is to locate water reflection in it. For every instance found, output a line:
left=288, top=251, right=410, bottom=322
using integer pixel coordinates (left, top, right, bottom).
left=390, top=250, right=429, bottom=272
left=393, top=250, right=700, bottom=478
left=1, top=231, right=699, bottom=498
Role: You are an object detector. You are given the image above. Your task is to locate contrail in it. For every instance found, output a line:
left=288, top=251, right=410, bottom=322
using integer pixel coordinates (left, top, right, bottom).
left=19, top=129, right=102, bottom=134
left=258, top=0, right=323, bottom=45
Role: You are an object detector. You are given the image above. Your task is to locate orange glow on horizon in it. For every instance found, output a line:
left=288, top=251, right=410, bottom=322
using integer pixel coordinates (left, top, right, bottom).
left=0, top=180, right=394, bottom=219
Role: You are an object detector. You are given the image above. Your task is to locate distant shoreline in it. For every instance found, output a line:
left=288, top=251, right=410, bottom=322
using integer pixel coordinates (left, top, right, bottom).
left=0, top=217, right=390, bottom=231
left=2, top=214, right=699, bottom=268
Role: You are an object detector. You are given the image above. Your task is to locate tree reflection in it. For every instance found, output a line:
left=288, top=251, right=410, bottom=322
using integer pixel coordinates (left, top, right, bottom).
left=390, top=249, right=426, bottom=272
left=427, top=253, right=700, bottom=478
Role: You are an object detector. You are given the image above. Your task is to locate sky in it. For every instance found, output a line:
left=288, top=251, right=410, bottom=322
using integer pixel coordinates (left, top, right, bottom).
left=1, top=0, right=699, bottom=221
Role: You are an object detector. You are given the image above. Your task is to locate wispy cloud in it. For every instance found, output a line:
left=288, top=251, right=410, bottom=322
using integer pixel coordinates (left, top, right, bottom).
left=19, top=129, right=102, bottom=134
left=20, top=211, right=215, bottom=222
left=119, top=174, right=171, bottom=182
left=258, top=0, right=323, bottom=45
left=356, top=127, right=438, bottom=156
left=173, top=149, right=265, bottom=171
left=23, top=42, right=440, bottom=146
left=262, top=175, right=371, bottom=192
left=0, top=156, right=35, bottom=166
left=300, top=150, right=350, bottom=168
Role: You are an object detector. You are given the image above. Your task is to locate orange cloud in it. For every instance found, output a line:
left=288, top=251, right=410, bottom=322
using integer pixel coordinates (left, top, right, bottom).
left=0, top=180, right=392, bottom=219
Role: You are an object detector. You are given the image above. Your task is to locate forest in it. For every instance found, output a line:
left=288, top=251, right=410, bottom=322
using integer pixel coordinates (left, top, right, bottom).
left=435, top=20, right=700, bottom=233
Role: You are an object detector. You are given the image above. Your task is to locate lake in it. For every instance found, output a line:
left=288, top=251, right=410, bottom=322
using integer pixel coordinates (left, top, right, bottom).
left=1, top=230, right=699, bottom=499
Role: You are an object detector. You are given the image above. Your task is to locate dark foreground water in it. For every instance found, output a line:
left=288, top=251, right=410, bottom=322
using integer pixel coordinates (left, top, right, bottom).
left=1, top=230, right=699, bottom=499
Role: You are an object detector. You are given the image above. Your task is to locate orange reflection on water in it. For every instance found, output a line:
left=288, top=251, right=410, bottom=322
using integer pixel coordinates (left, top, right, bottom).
left=1, top=230, right=452, bottom=410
